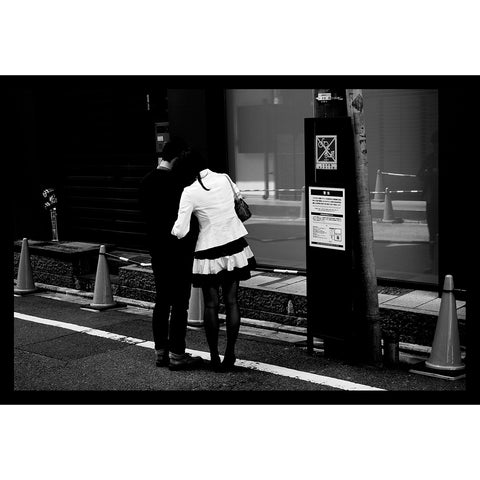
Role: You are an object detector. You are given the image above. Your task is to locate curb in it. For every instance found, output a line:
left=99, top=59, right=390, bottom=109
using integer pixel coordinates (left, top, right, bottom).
left=15, top=280, right=461, bottom=357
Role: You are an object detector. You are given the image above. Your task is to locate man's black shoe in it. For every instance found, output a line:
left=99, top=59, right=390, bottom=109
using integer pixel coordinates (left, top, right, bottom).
left=168, top=352, right=204, bottom=371
left=155, top=349, right=170, bottom=367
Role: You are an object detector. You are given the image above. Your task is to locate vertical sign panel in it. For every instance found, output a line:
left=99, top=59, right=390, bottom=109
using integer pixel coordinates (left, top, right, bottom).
left=305, top=117, right=357, bottom=356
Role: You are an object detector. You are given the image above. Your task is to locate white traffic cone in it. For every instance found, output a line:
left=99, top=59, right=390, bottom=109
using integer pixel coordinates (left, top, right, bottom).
left=425, top=275, right=465, bottom=371
left=14, top=238, right=38, bottom=295
left=382, top=188, right=395, bottom=221
left=374, top=169, right=385, bottom=201
left=381, top=188, right=403, bottom=223
left=410, top=275, right=465, bottom=380
left=87, top=245, right=124, bottom=311
left=187, top=286, right=204, bottom=327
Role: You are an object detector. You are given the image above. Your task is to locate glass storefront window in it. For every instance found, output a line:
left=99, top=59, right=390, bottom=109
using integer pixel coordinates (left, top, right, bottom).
left=226, top=88, right=439, bottom=285
left=226, top=89, right=313, bottom=270
left=364, top=89, right=439, bottom=285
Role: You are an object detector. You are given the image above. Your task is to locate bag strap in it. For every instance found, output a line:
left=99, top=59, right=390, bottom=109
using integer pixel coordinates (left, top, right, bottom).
left=224, top=174, right=238, bottom=199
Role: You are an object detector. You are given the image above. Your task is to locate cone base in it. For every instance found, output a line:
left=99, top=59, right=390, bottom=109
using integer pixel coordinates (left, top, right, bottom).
left=410, top=361, right=466, bottom=381
left=379, top=218, right=404, bottom=224
left=187, top=319, right=204, bottom=327
left=14, top=287, right=38, bottom=295
left=86, top=301, right=127, bottom=311
left=425, top=359, right=465, bottom=371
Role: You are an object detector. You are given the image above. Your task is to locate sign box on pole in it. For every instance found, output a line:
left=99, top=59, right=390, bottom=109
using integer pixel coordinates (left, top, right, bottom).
left=304, top=117, right=358, bottom=357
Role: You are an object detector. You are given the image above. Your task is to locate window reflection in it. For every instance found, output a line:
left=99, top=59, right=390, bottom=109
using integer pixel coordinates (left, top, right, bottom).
left=226, top=89, right=313, bottom=270
left=226, top=88, right=439, bottom=285
left=364, top=89, right=439, bottom=285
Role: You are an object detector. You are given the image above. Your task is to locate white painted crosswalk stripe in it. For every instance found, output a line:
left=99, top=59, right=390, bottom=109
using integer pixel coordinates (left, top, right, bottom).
left=14, top=311, right=386, bottom=391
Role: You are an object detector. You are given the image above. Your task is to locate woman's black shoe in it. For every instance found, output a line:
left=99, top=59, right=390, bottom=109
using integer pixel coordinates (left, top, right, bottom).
left=221, top=354, right=236, bottom=372
left=210, top=355, right=222, bottom=372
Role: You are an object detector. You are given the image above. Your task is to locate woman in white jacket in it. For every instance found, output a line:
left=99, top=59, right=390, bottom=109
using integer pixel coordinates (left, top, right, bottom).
left=172, top=151, right=256, bottom=371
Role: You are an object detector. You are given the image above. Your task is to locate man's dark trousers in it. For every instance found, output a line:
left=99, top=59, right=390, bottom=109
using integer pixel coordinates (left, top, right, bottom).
left=150, top=251, right=193, bottom=355
left=139, top=165, right=197, bottom=357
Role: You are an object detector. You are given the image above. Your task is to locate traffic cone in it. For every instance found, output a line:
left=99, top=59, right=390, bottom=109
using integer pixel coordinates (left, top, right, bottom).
left=14, top=238, right=37, bottom=295
left=374, top=169, right=385, bottom=201
left=187, top=286, right=204, bottom=327
left=381, top=188, right=403, bottom=223
left=425, top=275, right=464, bottom=371
left=87, top=245, right=124, bottom=311
left=410, top=275, right=465, bottom=380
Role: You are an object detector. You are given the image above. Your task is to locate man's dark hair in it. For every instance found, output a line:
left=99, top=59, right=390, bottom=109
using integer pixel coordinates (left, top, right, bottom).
left=161, top=137, right=188, bottom=162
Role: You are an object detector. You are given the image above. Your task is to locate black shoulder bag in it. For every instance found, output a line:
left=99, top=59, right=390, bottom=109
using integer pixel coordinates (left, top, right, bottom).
left=225, top=175, right=252, bottom=222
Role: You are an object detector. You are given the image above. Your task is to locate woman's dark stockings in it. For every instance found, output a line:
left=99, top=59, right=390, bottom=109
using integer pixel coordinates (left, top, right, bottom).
left=202, top=279, right=240, bottom=370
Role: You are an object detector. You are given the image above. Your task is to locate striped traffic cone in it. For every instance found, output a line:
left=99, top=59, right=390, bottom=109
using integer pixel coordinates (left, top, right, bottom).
left=14, top=238, right=38, bottom=295
left=374, top=169, right=385, bottom=201
left=187, top=286, right=204, bottom=327
left=87, top=245, right=124, bottom=311
left=410, top=275, right=465, bottom=380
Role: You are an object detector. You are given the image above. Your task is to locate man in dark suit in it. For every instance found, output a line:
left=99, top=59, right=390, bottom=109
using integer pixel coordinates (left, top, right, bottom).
left=139, top=138, right=202, bottom=370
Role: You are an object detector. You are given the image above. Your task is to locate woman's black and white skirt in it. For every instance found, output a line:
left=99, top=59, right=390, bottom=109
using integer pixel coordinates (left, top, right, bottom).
left=192, top=237, right=256, bottom=288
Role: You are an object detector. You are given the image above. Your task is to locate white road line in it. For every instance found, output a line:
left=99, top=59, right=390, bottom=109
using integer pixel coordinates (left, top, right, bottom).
left=15, top=312, right=91, bottom=333
left=14, top=312, right=385, bottom=391
left=233, top=359, right=385, bottom=391
left=14, top=312, right=147, bottom=346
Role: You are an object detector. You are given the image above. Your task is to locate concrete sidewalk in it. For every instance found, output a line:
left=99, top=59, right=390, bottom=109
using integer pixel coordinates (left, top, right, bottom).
left=242, top=271, right=466, bottom=320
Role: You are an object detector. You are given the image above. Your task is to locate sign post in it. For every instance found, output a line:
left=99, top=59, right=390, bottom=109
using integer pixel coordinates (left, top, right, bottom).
left=43, top=188, right=59, bottom=242
left=305, top=117, right=358, bottom=358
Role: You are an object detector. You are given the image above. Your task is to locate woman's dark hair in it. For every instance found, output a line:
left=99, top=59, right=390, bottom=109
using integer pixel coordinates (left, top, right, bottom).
left=175, top=148, right=210, bottom=190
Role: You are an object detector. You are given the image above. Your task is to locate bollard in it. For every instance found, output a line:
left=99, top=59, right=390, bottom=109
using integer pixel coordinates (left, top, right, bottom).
left=50, top=208, right=59, bottom=241
left=382, top=332, right=399, bottom=366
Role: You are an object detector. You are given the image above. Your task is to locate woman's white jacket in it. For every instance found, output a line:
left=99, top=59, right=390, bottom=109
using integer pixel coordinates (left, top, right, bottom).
left=171, top=169, right=248, bottom=252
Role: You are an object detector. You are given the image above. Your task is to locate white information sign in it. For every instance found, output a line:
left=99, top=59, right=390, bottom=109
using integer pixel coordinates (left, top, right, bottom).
left=309, top=187, right=346, bottom=250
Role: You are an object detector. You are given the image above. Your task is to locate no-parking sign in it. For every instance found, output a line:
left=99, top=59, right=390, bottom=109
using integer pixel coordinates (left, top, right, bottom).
left=315, top=135, right=337, bottom=170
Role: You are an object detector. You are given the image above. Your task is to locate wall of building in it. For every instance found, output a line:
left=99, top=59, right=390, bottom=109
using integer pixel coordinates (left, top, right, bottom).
left=12, top=84, right=227, bottom=251
left=167, top=88, right=228, bottom=173
left=12, top=84, right=161, bottom=248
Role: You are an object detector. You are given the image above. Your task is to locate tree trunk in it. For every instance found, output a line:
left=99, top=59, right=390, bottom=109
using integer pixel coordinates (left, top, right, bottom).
left=345, top=89, right=383, bottom=364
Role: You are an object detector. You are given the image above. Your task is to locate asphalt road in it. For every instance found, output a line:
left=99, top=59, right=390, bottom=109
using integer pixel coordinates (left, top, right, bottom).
left=12, top=293, right=467, bottom=402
